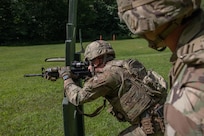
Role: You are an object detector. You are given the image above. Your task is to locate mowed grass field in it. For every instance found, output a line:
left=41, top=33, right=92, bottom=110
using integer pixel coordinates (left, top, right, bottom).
left=0, top=39, right=172, bottom=136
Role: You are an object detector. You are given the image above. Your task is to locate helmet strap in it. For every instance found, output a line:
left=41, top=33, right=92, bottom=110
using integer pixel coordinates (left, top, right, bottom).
left=89, top=61, right=95, bottom=76
left=148, top=18, right=183, bottom=51
left=102, top=54, right=107, bottom=65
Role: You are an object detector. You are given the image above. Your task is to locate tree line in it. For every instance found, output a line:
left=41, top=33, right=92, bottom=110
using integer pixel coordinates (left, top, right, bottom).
left=0, top=0, right=130, bottom=46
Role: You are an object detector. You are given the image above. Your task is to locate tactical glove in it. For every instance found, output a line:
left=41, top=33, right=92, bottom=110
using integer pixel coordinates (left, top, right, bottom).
left=44, top=67, right=59, bottom=81
left=58, top=66, right=71, bottom=80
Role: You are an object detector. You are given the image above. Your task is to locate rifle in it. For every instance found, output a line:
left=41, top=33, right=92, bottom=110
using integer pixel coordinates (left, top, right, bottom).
left=24, top=61, right=92, bottom=81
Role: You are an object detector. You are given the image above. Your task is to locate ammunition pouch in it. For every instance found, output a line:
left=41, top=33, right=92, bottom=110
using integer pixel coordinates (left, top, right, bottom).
left=141, top=104, right=165, bottom=135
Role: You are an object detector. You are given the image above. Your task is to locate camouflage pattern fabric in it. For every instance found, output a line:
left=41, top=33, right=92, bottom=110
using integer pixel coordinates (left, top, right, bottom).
left=116, top=0, right=201, bottom=50
left=64, top=59, right=167, bottom=135
left=117, top=0, right=200, bottom=35
left=84, top=40, right=115, bottom=61
left=164, top=10, right=204, bottom=136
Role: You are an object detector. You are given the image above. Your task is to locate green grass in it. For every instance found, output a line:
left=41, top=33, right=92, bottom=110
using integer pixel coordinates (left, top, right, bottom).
left=0, top=39, right=172, bottom=136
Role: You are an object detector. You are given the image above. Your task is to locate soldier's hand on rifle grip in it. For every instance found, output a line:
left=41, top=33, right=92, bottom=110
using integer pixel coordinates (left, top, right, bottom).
left=58, top=66, right=71, bottom=81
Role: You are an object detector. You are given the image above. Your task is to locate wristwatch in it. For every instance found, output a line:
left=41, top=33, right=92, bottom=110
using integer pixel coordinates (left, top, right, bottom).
left=63, top=75, right=69, bottom=80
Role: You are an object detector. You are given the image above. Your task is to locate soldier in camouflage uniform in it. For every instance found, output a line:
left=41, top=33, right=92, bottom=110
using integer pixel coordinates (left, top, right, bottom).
left=116, top=0, right=204, bottom=135
left=58, top=40, right=168, bottom=136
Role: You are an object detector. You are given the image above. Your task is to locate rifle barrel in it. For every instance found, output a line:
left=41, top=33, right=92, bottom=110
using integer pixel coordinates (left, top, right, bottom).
left=24, top=74, right=43, bottom=77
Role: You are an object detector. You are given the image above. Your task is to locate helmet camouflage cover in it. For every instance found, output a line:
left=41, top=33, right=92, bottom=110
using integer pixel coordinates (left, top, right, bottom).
left=84, top=40, right=115, bottom=61
left=117, top=0, right=201, bottom=35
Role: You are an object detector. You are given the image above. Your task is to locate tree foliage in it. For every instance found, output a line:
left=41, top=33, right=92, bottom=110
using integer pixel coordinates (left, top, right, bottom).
left=0, top=0, right=68, bottom=45
left=1, top=0, right=204, bottom=45
left=0, top=1, right=123, bottom=45
left=77, top=0, right=129, bottom=41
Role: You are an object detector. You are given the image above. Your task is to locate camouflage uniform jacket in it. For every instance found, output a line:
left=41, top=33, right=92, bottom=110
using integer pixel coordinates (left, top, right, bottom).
left=165, top=9, right=204, bottom=136
left=64, top=59, right=166, bottom=125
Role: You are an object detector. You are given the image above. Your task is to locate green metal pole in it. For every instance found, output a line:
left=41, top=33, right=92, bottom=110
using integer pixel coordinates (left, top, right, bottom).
left=62, top=0, right=85, bottom=136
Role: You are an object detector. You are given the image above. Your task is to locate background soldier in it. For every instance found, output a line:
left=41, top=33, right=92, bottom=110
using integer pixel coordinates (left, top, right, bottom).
left=116, top=0, right=204, bottom=135
left=57, top=40, right=167, bottom=135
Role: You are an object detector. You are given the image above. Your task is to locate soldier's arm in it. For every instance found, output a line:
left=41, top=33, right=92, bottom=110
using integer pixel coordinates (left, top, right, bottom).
left=63, top=71, right=120, bottom=106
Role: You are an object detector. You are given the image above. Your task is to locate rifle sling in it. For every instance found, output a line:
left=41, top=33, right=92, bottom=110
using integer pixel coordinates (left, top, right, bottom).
left=77, top=99, right=106, bottom=117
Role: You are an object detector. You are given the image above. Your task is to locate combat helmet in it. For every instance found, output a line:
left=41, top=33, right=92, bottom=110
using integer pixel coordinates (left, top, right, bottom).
left=117, top=0, right=201, bottom=50
left=84, top=40, right=115, bottom=61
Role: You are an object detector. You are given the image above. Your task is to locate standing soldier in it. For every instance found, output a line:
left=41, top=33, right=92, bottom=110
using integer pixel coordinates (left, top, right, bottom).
left=56, top=40, right=168, bottom=135
left=116, top=0, right=204, bottom=135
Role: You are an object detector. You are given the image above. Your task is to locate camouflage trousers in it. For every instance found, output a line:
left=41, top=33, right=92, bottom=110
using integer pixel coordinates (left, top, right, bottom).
left=118, top=124, right=163, bottom=136
left=164, top=66, right=204, bottom=136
